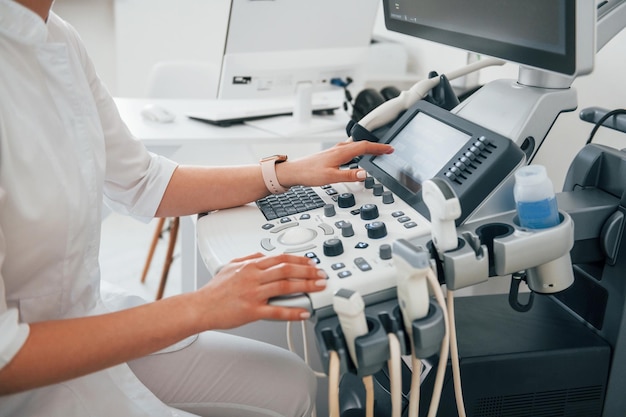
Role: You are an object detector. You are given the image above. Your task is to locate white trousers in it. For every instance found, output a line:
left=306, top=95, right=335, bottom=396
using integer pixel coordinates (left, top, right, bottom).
left=127, top=330, right=317, bottom=417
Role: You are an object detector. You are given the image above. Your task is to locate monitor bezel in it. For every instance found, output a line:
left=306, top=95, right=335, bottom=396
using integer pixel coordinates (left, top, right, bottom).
left=382, top=0, right=595, bottom=76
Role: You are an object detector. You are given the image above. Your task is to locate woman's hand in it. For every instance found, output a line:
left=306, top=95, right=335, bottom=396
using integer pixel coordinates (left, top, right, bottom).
left=276, top=140, right=393, bottom=188
left=192, top=253, right=327, bottom=330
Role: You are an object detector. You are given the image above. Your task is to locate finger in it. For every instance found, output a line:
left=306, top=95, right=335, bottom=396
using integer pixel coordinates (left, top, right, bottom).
left=257, top=304, right=312, bottom=321
left=329, top=141, right=393, bottom=168
left=257, top=276, right=327, bottom=302
left=335, top=168, right=369, bottom=183
left=352, top=141, right=394, bottom=156
left=259, top=262, right=327, bottom=287
left=252, top=253, right=317, bottom=271
left=230, top=252, right=264, bottom=263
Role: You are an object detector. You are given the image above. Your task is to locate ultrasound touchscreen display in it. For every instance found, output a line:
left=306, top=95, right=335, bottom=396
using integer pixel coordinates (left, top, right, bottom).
left=371, top=112, right=470, bottom=192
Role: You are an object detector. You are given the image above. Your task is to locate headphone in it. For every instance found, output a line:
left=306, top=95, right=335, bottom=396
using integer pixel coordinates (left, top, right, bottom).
left=348, top=72, right=462, bottom=123
left=351, top=86, right=402, bottom=122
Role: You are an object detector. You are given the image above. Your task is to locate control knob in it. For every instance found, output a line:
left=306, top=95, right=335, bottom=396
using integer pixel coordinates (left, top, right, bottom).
left=359, top=203, right=379, bottom=220
left=373, top=183, right=384, bottom=196
left=381, top=191, right=394, bottom=204
left=341, top=222, right=355, bottom=237
left=323, top=238, right=344, bottom=257
left=379, top=244, right=392, bottom=260
left=366, top=221, right=387, bottom=239
left=337, top=192, right=356, bottom=208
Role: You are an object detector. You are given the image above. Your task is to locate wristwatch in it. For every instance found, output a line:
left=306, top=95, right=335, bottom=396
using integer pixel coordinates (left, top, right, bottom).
left=260, top=154, right=289, bottom=194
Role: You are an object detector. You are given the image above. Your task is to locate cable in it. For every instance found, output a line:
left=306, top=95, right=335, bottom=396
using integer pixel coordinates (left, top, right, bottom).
left=300, top=321, right=316, bottom=377
left=363, top=375, right=375, bottom=417
left=328, top=350, right=341, bottom=417
left=286, top=322, right=323, bottom=417
left=407, top=353, right=422, bottom=417
left=354, top=57, right=505, bottom=135
left=425, top=267, right=451, bottom=417
left=387, top=333, right=403, bottom=417
left=333, top=289, right=374, bottom=417
left=446, top=289, right=467, bottom=417
left=393, top=240, right=432, bottom=417
left=286, top=321, right=327, bottom=379
left=585, top=108, right=626, bottom=145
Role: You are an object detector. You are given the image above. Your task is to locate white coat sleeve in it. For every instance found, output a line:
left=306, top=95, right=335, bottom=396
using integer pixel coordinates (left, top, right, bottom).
left=58, top=15, right=178, bottom=221
left=0, top=188, right=29, bottom=370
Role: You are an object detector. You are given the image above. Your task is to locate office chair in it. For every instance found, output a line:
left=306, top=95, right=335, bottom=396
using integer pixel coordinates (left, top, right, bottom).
left=141, top=217, right=180, bottom=300
left=141, top=60, right=219, bottom=299
left=144, top=60, right=219, bottom=99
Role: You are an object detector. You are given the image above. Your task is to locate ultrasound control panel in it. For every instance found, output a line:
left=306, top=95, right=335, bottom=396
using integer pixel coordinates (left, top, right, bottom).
left=196, top=179, right=432, bottom=318
left=196, top=100, right=526, bottom=318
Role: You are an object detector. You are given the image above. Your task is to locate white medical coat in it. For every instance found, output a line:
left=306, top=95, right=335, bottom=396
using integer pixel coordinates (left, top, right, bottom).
left=0, top=1, right=186, bottom=415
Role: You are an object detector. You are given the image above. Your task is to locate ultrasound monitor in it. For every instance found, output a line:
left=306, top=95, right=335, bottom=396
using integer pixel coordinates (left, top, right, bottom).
left=383, top=0, right=596, bottom=78
left=378, top=0, right=598, bottom=161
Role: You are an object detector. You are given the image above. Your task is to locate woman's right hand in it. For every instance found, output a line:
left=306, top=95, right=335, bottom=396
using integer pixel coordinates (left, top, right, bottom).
left=191, top=253, right=328, bottom=330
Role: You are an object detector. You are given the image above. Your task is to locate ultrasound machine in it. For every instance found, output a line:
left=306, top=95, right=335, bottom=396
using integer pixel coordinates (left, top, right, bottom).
left=196, top=1, right=626, bottom=416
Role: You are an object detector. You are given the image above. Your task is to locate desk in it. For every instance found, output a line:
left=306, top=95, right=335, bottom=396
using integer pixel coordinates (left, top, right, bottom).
left=114, top=97, right=349, bottom=294
left=115, top=97, right=349, bottom=147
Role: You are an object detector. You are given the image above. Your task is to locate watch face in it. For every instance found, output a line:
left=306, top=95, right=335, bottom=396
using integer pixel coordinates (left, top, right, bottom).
left=262, top=154, right=288, bottom=163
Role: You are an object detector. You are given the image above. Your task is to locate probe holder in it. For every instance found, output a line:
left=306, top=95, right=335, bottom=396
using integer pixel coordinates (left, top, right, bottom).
left=315, top=299, right=444, bottom=378
left=439, top=236, right=489, bottom=291
left=485, top=211, right=574, bottom=293
left=409, top=300, right=446, bottom=359
left=420, top=210, right=575, bottom=293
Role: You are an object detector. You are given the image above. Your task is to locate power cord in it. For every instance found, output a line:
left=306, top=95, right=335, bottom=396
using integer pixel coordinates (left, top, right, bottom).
left=333, top=289, right=374, bottom=417
left=328, top=350, right=341, bottom=417
left=286, top=321, right=326, bottom=378
left=425, top=267, right=451, bottom=417
left=363, top=375, right=375, bottom=417
left=446, top=289, right=467, bottom=417
left=586, top=108, right=626, bottom=145
left=387, top=333, right=403, bottom=417
left=285, top=321, right=323, bottom=417
left=407, top=349, right=423, bottom=417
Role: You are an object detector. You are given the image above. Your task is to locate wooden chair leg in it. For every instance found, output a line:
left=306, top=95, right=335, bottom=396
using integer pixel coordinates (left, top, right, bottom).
left=156, top=217, right=179, bottom=300
left=141, top=217, right=166, bottom=283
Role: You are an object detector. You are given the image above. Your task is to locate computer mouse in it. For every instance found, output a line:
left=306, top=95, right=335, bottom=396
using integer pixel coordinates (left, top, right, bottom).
left=140, top=104, right=176, bottom=123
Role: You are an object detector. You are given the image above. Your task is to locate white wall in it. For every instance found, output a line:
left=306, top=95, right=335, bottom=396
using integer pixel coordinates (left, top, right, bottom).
left=52, top=0, right=230, bottom=97
left=535, top=28, right=626, bottom=189
left=51, top=0, right=117, bottom=92
left=52, top=0, right=626, bottom=184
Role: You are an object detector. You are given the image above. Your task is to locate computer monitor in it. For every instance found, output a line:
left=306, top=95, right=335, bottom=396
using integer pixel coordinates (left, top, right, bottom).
left=378, top=0, right=597, bottom=160
left=217, top=0, right=379, bottom=101
left=382, top=0, right=596, bottom=78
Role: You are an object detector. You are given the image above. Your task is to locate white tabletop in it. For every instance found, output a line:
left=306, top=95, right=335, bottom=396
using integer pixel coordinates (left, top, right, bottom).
left=113, top=97, right=349, bottom=148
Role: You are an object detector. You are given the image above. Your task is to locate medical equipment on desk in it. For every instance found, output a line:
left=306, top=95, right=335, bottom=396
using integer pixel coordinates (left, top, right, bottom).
left=196, top=99, right=626, bottom=416
left=196, top=99, right=525, bottom=316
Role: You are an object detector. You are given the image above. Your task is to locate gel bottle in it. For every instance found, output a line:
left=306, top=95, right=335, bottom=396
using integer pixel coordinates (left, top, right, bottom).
left=514, top=165, right=560, bottom=229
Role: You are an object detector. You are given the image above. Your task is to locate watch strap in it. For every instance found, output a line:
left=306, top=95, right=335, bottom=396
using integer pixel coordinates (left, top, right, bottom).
left=260, top=156, right=289, bottom=194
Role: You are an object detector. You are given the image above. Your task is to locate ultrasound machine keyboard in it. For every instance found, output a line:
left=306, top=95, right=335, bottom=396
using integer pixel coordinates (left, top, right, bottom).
left=256, top=186, right=326, bottom=220
left=196, top=100, right=524, bottom=317
left=196, top=178, right=432, bottom=317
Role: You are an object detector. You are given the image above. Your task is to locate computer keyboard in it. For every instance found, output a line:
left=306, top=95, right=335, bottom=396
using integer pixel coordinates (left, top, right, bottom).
left=256, top=186, right=326, bottom=220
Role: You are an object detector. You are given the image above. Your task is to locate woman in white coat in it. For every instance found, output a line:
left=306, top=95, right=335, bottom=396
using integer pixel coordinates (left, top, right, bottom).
left=0, top=1, right=394, bottom=416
